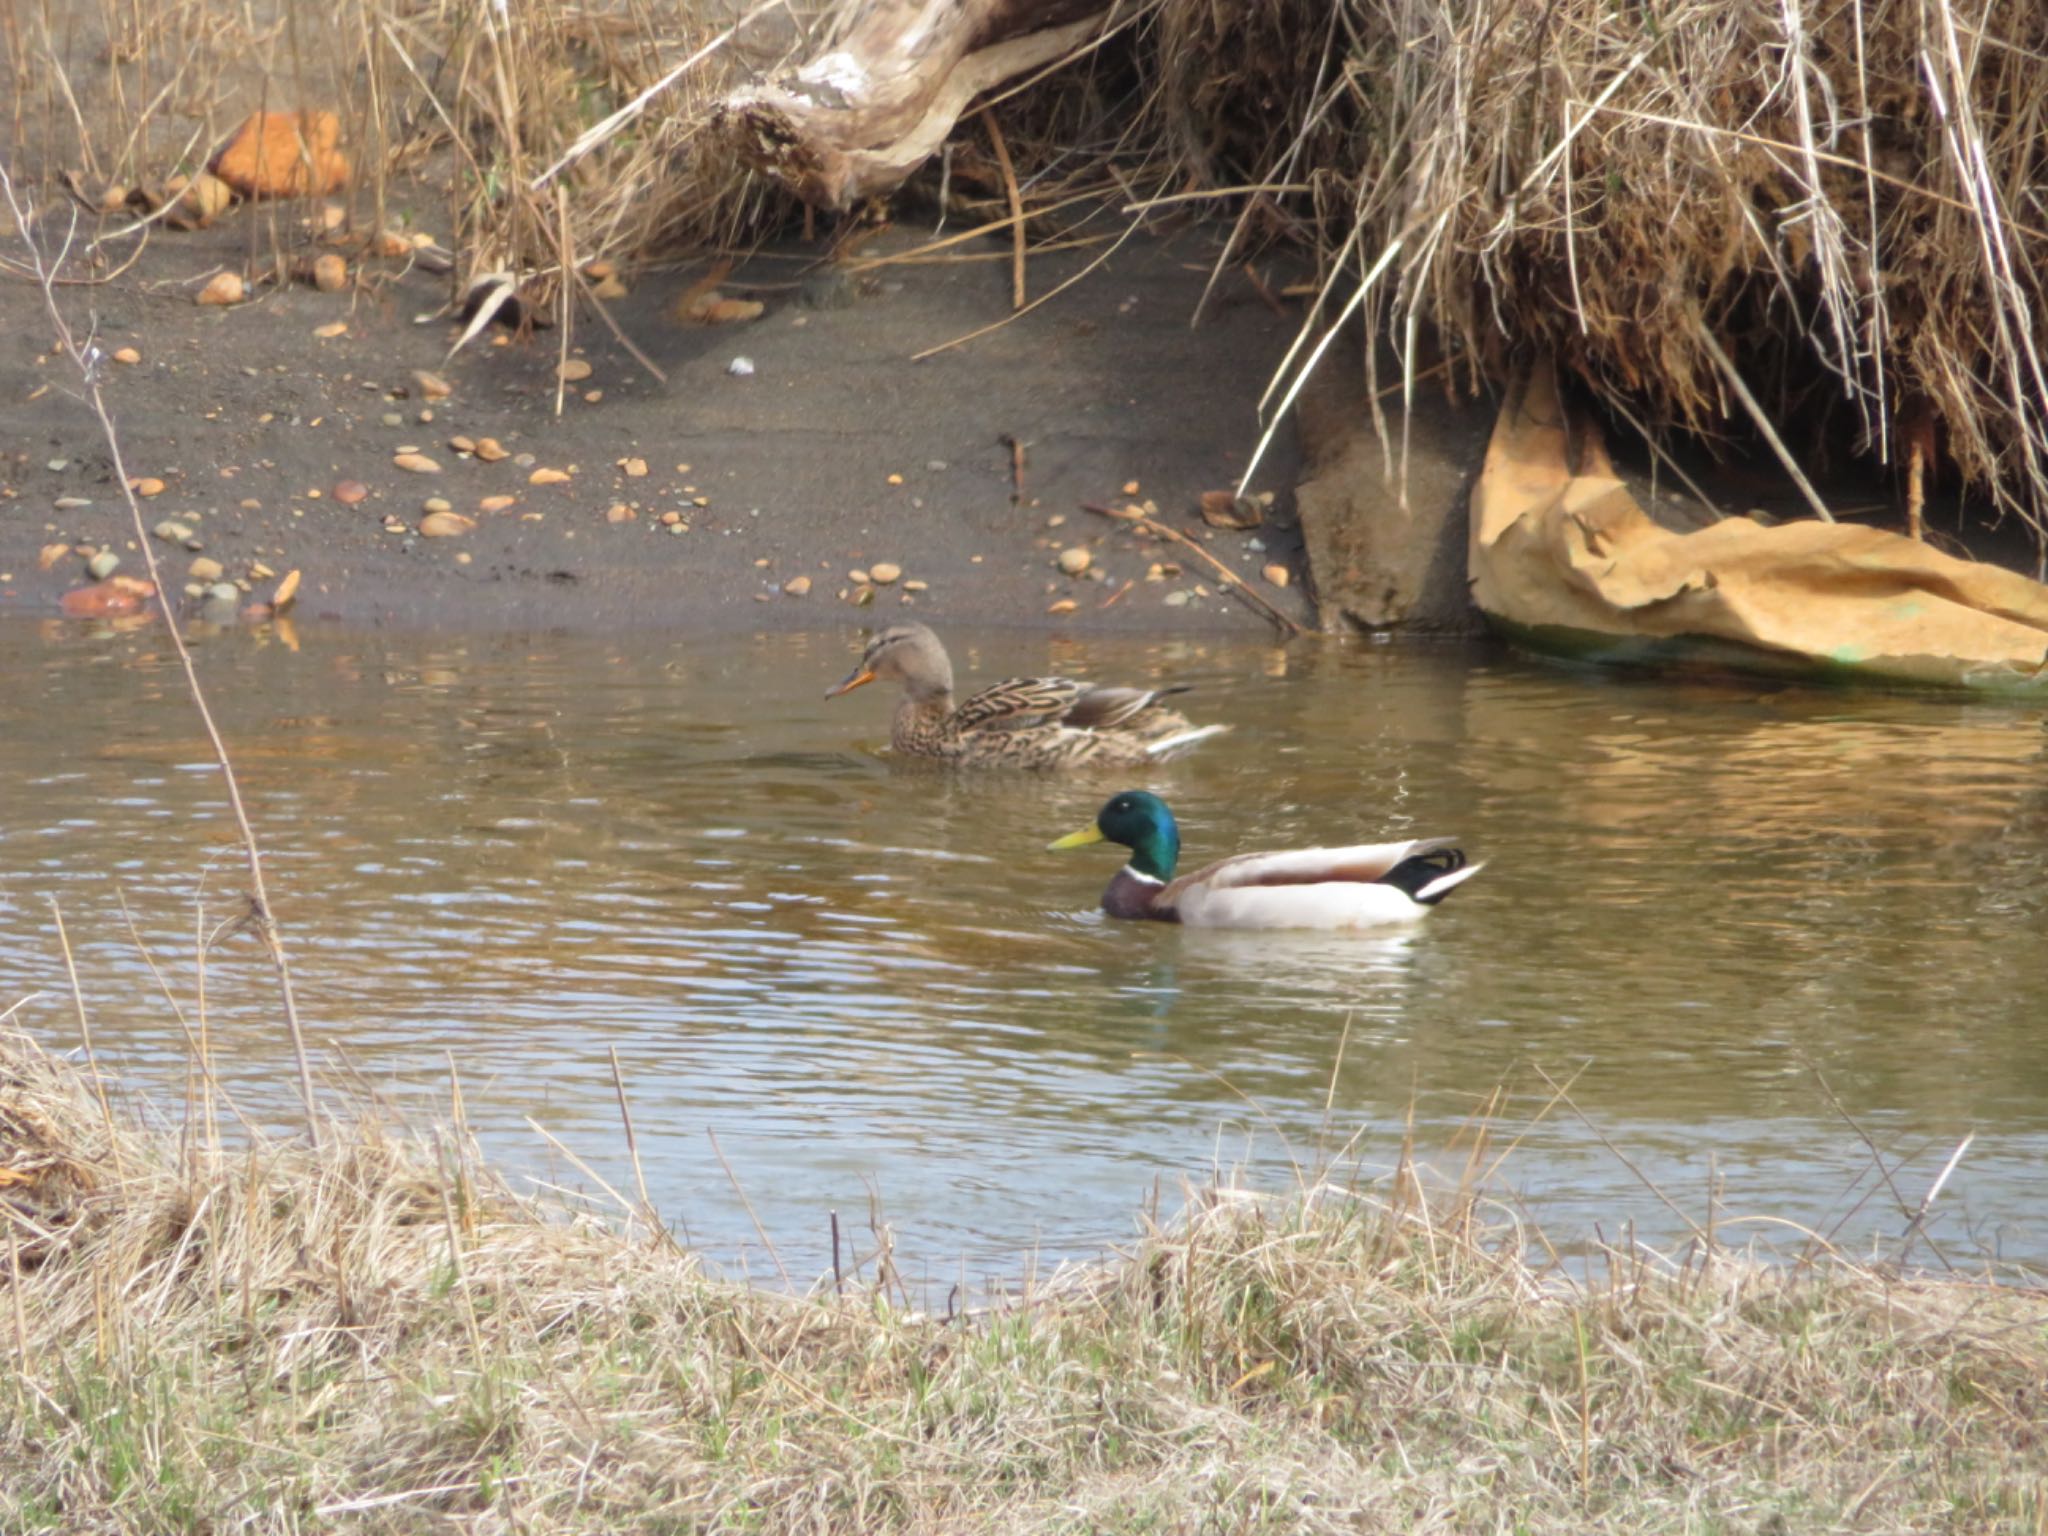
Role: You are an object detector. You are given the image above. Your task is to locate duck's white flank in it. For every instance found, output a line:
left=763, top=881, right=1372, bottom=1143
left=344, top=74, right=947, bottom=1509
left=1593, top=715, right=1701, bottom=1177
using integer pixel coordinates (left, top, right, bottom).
left=1142, top=723, right=1231, bottom=757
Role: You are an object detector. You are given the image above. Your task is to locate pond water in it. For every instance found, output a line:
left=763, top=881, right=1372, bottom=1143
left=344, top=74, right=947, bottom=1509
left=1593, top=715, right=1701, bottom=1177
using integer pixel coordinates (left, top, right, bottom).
left=3, top=619, right=2046, bottom=1285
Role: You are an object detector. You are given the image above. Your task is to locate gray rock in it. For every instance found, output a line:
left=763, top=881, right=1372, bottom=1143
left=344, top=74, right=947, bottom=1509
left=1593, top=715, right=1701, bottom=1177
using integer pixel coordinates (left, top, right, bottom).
left=798, top=271, right=857, bottom=311
left=86, top=551, right=119, bottom=580
left=1293, top=353, right=1487, bottom=636
left=205, top=583, right=241, bottom=604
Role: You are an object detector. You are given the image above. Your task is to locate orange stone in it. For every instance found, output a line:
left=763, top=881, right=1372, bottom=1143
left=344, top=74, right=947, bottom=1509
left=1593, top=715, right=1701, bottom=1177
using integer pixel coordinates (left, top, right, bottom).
left=211, top=111, right=350, bottom=199
left=60, top=579, right=156, bottom=619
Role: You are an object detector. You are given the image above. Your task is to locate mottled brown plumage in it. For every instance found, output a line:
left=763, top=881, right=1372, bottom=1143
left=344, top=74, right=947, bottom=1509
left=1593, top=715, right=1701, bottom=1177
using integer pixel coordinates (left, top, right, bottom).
left=824, top=622, right=1225, bottom=768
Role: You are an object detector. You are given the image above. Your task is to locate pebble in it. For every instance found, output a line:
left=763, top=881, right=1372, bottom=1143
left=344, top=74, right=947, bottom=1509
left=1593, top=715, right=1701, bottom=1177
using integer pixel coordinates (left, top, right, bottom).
left=903, top=579, right=928, bottom=593
left=848, top=568, right=870, bottom=585
left=449, top=435, right=477, bottom=454
left=1046, top=598, right=1077, bottom=615
left=726, top=356, right=755, bottom=378
left=381, top=412, right=404, bottom=427
left=557, top=359, right=592, bottom=382
left=1057, top=546, right=1092, bottom=576
left=112, top=346, right=142, bottom=365
left=703, top=298, right=764, bottom=324
left=394, top=452, right=442, bottom=474
left=529, top=467, right=571, bottom=486
left=606, top=504, right=634, bottom=523
left=87, top=551, right=121, bottom=580
left=196, top=271, right=244, bottom=306
left=512, top=452, right=537, bottom=469
left=46, top=459, right=70, bottom=472
left=474, top=438, right=509, bottom=462
left=413, top=370, right=452, bottom=399
left=53, top=496, right=92, bottom=510
left=925, top=459, right=948, bottom=472
left=314, top=321, right=348, bottom=339
left=313, top=254, right=348, bottom=293
left=205, top=582, right=241, bottom=604
left=622, top=457, right=648, bottom=478
left=479, top=495, right=517, bottom=513
left=333, top=480, right=369, bottom=505
left=1163, top=590, right=1193, bottom=607
left=153, top=520, right=194, bottom=543
left=1262, top=563, right=1291, bottom=588
left=868, top=561, right=901, bottom=585
left=420, top=511, right=476, bottom=537
left=783, top=575, right=812, bottom=596
left=188, top=557, right=224, bottom=583
left=131, top=477, right=166, bottom=497
left=422, top=496, right=452, bottom=514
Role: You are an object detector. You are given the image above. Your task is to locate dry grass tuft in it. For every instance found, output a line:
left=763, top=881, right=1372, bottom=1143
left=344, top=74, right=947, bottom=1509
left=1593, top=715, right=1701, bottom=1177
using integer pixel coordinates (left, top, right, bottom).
left=1132, top=0, right=2048, bottom=540
left=7, top=0, right=2048, bottom=530
left=3, top=0, right=804, bottom=310
left=3, top=1028, right=2045, bottom=1533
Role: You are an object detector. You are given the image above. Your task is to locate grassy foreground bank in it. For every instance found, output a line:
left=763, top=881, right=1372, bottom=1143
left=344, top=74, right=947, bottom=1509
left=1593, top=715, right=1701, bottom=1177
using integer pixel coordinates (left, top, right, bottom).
left=1, top=1033, right=2043, bottom=1534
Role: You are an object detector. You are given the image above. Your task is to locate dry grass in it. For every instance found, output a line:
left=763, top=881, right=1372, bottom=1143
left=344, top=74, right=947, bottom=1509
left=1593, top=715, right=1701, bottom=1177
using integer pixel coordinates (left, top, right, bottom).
left=6, top=0, right=2048, bottom=535
left=1132, top=0, right=2048, bottom=540
left=1, top=0, right=801, bottom=303
left=3, top=1028, right=2044, bottom=1534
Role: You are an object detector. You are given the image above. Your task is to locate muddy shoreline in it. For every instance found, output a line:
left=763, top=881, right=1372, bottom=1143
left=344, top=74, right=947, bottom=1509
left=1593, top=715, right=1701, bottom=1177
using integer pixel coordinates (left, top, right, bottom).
left=2, top=213, right=1326, bottom=638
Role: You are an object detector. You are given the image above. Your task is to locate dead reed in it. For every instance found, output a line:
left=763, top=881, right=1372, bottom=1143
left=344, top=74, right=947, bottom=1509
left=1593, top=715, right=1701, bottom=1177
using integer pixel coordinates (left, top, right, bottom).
left=6, top=0, right=2048, bottom=535
left=1133, top=0, right=2048, bottom=541
left=2, top=1028, right=2043, bottom=1533
left=1, top=0, right=798, bottom=304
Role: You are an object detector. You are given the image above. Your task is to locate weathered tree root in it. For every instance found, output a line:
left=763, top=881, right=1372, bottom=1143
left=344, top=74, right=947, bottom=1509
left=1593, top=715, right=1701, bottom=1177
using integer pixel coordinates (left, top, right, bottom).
left=716, top=0, right=1110, bottom=211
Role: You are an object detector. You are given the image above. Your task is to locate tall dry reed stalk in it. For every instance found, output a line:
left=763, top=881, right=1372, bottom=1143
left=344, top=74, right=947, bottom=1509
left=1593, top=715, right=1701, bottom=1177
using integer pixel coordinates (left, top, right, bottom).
left=1145, top=0, right=2048, bottom=544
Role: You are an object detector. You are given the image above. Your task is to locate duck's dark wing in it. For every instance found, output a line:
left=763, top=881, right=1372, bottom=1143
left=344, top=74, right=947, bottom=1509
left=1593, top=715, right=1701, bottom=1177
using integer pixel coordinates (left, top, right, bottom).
left=952, top=677, right=1191, bottom=736
left=1061, top=683, right=1192, bottom=731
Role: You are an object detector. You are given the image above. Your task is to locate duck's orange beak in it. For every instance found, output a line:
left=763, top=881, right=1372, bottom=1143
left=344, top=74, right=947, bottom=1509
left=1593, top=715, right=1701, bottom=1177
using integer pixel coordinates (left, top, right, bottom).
left=824, top=666, right=876, bottom=700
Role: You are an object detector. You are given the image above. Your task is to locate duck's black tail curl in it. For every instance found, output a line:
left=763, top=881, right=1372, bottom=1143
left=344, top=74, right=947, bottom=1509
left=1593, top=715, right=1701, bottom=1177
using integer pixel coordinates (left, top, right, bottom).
left=1378, top=844, right=1475, bottom=905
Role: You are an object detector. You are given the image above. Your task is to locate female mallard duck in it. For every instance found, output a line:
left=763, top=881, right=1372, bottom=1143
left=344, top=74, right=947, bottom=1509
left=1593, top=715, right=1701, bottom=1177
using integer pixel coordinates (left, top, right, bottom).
left=825, top=622, right=1226, bottom=769
left=1049, top=790, right=1480, bottom=929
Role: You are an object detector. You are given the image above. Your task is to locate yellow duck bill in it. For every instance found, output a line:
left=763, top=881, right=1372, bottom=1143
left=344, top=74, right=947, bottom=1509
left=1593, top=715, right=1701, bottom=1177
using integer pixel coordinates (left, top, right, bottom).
left=1047, top=825, right=1106, bottom=851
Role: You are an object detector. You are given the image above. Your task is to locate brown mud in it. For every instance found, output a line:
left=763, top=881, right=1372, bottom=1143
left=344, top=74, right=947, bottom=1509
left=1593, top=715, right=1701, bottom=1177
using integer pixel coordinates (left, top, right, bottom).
left=1, top=211, right=1320, bottom=636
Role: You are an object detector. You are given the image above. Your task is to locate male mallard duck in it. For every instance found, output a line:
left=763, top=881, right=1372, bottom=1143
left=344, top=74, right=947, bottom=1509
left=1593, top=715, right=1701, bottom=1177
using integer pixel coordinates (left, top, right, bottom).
left=825, top=622, right=1226, bottom=769
left=1049, top=790, right=1481, bottom=929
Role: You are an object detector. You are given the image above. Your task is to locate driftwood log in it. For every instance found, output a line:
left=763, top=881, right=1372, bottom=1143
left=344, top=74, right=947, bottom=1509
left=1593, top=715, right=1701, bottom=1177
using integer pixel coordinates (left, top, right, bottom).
left=716, top=0, right=1110, bottom=211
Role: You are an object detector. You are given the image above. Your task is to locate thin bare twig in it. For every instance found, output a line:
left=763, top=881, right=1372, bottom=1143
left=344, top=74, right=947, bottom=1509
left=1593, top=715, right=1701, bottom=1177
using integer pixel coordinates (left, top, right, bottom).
left=979, top=107, right=1026, bottom=310
left=1695, top=323, right=1836, bottom=523
left=0, top=167, right=322, bottom=1147
left=1080, top=502, right=1304, bottom=636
